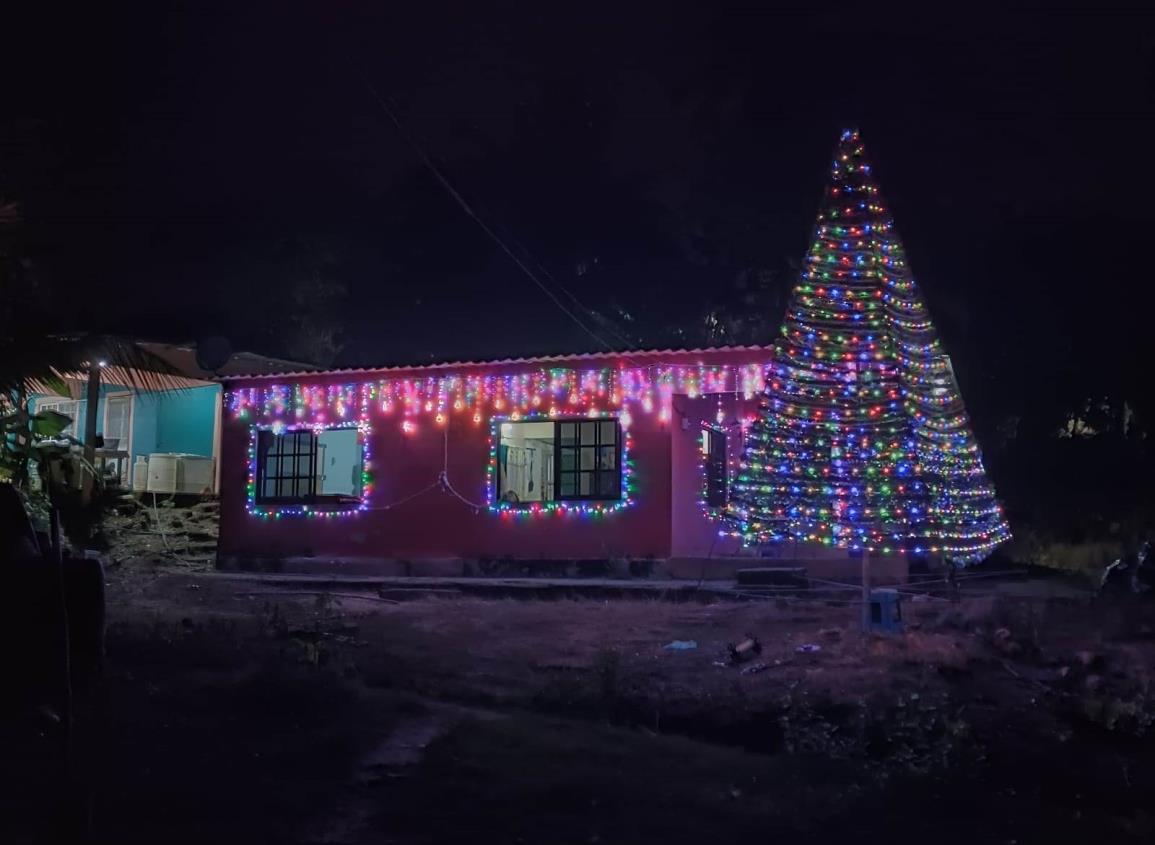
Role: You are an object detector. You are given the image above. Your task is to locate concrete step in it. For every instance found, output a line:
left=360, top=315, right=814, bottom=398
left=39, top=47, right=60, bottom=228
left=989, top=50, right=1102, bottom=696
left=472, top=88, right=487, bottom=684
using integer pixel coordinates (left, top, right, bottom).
left=735, top=567, right=809, bottom=587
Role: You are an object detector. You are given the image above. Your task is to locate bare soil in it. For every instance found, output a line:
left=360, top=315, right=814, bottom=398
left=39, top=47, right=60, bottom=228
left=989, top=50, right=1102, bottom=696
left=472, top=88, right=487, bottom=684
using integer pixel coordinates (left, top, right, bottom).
left=11, top=563, right=1155, bottom=844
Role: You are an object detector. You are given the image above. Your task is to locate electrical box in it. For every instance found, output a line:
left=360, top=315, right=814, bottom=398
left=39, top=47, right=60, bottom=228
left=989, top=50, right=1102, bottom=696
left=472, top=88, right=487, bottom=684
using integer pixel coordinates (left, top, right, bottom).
left=869, top=588, right=904, bottom=634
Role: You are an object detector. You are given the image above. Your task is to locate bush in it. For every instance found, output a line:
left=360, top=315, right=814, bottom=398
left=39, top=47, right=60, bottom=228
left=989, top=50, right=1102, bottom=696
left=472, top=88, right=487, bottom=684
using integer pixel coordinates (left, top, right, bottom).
left=1005, top=526, right=1122, bottom=576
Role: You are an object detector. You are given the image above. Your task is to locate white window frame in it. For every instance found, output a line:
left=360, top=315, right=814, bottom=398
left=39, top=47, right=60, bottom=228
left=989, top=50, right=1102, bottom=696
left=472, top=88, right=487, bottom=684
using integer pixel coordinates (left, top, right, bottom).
left=102, top=392, right=134, bottom=454
left=36, top=398, right=81, bottom=437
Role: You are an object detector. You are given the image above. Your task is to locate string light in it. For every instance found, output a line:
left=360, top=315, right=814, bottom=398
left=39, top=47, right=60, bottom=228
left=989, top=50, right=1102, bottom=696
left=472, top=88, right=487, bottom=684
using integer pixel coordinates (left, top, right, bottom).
left=725, top=129, right=1010, bottom=564
left=485, top=414, right=635, bottom=516
left=228, top=363, right=770, bottom=424
left=229, top=363, right=769, bottom=520
left=245, top=420, right=374, bottom=518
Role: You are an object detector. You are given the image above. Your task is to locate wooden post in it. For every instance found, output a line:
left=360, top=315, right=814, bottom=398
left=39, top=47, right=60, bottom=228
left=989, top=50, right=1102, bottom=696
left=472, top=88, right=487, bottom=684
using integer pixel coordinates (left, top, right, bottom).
left=83, top=363, right=101, bottom=466
left=861, top=547, right=872, bottom=633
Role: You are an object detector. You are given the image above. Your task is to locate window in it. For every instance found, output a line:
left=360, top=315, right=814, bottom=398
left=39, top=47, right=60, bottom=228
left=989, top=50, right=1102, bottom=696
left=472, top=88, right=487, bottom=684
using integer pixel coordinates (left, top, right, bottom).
left=496, top=421, right=554, bottom=503
left=103, top=395, right=132, bottom=451
left=256, top=427, right=363, bottom=505
left=701, top=427, right=728, bottom=507
left=36, top=399, right=80, bottom=436
left=496, top=419, right=621, bottom=505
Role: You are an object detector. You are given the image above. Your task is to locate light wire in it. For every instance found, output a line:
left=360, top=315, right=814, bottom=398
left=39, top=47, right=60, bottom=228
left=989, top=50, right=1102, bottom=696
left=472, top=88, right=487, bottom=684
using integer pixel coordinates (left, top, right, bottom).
left=356, top=71, right=616, bottom=352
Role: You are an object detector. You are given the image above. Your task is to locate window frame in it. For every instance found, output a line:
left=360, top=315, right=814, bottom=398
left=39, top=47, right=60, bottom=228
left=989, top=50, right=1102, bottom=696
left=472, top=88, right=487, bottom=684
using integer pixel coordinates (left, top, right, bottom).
left=102, top=393, right=134, bottom=453
left=554, top=418, right=622, bottom=502
left=702, top=426, right=728, bottom=508
left=250, top=423, right=368, bottom=512
left=493, top=416, right=625, bottom=509
left=36, top=398, right=80, bottom=436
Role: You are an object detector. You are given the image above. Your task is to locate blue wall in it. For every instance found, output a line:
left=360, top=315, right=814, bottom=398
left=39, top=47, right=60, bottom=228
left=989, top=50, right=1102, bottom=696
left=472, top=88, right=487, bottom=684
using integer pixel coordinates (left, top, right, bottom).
left=131, top=397, right=160, bottom=458
left=140, top=385, right=218, bottom=456
left=31, top=383, right=219, bottom=462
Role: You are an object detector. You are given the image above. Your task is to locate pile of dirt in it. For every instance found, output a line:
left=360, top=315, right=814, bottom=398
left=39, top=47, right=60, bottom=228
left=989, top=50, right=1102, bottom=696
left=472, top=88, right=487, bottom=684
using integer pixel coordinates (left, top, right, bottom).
left=103, top=495, right=218, bottom=570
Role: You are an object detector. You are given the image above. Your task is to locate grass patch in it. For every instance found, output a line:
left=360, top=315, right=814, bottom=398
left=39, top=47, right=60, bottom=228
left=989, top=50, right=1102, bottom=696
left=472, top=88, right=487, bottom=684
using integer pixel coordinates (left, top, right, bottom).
left=375, top=712, right=862, bottom=844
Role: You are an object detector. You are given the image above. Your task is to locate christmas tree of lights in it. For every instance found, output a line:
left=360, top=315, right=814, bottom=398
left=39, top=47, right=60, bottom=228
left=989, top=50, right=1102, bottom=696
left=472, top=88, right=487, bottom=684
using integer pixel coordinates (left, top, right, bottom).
left=727, top=129, right=1010, bottom=564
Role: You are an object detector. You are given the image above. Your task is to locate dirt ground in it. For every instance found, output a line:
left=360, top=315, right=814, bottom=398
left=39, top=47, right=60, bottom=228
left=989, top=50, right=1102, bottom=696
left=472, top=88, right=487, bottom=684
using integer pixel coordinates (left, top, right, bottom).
left=12, top=562, right=1155, bottom=844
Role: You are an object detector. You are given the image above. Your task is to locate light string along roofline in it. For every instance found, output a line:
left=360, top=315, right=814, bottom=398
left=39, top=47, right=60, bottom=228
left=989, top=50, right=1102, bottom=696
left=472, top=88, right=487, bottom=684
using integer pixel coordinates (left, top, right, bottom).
left=228, top=361, right=772, bottom=427
left=231, top=360, right=768, bottom=519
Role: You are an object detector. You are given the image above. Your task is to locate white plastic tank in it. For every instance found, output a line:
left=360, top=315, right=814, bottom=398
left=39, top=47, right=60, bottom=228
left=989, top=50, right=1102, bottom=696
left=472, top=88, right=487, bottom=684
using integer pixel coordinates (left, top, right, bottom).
left=132, top=455, right=149, bottom=492
left=147, top=453, right=215, bottom=495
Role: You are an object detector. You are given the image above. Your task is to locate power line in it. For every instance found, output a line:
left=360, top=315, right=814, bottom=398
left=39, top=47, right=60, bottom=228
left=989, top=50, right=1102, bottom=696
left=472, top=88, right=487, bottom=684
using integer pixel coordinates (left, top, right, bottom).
left=484, top=215, right=639, bottom=350
left=356, top=72, right=615, bottom=352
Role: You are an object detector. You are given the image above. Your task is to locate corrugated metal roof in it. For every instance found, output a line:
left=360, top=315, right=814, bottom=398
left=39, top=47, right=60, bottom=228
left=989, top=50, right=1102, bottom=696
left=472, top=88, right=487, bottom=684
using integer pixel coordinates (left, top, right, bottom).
left=137, top=342, right=321, bottom=380
left=219, top=345, right=777, bottom=382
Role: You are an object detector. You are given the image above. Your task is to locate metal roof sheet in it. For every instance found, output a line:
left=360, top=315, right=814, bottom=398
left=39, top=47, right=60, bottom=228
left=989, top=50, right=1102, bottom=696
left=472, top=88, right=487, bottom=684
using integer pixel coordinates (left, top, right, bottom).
left=218, top=345, right=777, bottom=382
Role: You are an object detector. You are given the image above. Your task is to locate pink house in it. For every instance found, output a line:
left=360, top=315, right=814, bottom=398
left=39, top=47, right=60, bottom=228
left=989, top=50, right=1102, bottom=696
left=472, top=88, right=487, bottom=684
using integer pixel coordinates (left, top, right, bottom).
left=215, top=346, right=788, bottom=576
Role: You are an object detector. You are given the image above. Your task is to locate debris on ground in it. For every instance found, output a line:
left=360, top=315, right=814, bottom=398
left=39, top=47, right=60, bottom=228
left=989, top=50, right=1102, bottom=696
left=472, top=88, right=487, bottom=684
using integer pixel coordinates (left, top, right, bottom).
left=794, top=643, right=822, bottom=654
left=727, top=635, right=762, bottom=664
left=86, top=568, right=1155, bottom=843
left=818, top=627, right=843, bottom=642
left=1100, top=540, right=1154, bottom=596
left=663, top=640, right=698, bottom=650
left=103, top=494, right=218, bottom=570
left=990, top=624, right=1035, bottom=657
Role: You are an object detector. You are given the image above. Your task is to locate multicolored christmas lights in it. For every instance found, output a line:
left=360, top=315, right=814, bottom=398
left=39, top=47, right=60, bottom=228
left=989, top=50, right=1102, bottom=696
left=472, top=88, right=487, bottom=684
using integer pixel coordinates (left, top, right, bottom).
left=230, top=364, right=765, bottom=519
left=726, top=129, right=1010, bottom=563
left=245, top=420, right=374, bottom=518
left=485, top=415, right=636, bottom=516
left=227, top=363, right=769, bottom=427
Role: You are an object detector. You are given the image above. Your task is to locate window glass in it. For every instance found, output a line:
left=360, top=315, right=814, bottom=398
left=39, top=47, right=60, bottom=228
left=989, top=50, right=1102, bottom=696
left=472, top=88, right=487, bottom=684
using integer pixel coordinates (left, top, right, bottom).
left=104, top=396, right=131, bottom=450
left=556, top=417, right=620, bottom=501
left=317, top=428, right=362, bottom=496
left=497, top=418, right=622, bottom=505
left=703, top=427, right=728, bottom=507
left=36, top=399, right=80, bottom=437
left=496, top=421, right=555, bottom=504
left=256, top=428, right=362, bottom=505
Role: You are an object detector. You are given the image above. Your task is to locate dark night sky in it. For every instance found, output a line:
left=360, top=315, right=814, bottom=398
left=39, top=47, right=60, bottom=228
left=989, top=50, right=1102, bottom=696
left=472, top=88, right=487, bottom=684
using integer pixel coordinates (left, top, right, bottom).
left=3, top=4, right=1155, bottom=432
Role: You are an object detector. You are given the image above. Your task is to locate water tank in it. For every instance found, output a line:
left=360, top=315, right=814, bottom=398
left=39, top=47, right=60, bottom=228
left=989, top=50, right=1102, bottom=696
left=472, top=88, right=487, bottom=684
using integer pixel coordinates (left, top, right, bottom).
left=146, top=453, right=215, bottom=495
left=132, top=456, right=149, bottom=492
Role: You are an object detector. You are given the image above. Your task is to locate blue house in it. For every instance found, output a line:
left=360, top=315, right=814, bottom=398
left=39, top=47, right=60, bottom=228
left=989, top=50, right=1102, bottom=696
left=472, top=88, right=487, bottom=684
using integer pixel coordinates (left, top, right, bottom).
left=31, top=342, right=310, bottom=493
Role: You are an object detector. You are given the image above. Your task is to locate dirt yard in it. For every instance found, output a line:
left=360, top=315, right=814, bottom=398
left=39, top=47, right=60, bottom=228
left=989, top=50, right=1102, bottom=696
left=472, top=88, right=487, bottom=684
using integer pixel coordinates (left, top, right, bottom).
left=14, top=564, right=1155, bottom=844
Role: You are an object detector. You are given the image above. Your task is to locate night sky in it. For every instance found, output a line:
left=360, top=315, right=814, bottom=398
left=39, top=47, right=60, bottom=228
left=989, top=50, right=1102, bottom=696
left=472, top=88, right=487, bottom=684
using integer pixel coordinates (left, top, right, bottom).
left=4, top=4, right=1154, bottom=434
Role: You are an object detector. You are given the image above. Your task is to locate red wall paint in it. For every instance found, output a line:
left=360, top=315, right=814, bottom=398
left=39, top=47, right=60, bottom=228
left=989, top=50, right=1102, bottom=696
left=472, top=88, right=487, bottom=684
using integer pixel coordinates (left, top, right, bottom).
left=217, top=349, right=774, bottom=566
left=219, top=412, right=671, bottom=562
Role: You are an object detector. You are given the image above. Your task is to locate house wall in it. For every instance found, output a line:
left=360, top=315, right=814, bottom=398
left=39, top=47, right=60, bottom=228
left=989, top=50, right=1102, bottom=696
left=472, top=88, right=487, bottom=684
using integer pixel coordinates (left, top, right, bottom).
left=144, top=385, right=219, bottom=455
left=217, top=408, right=674, bottom=568
left=130, top=397, right=160, bottom=458
left=32, top=385, right=132, bottom=445
left=214, top=348, right=909, bottom=581
left=32, top=383, right=220, bottom=463
left=216, top=347, right=786, bottom=570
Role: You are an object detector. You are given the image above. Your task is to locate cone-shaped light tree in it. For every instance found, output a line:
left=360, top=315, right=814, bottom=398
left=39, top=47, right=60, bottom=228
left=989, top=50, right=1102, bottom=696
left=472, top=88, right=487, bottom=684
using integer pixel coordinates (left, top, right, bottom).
left=727, top=129, right=1009, bottom=564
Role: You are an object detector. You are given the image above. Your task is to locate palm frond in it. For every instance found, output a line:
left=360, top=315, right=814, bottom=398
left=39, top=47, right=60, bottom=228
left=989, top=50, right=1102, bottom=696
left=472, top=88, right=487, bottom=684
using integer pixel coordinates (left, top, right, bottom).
left=0, top=334, right=192, bottom=398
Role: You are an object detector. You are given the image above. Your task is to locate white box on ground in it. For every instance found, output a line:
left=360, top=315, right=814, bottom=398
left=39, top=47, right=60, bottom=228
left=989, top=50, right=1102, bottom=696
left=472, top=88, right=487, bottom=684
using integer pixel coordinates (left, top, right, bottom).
left=146, top=453, right=215, bottom=495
